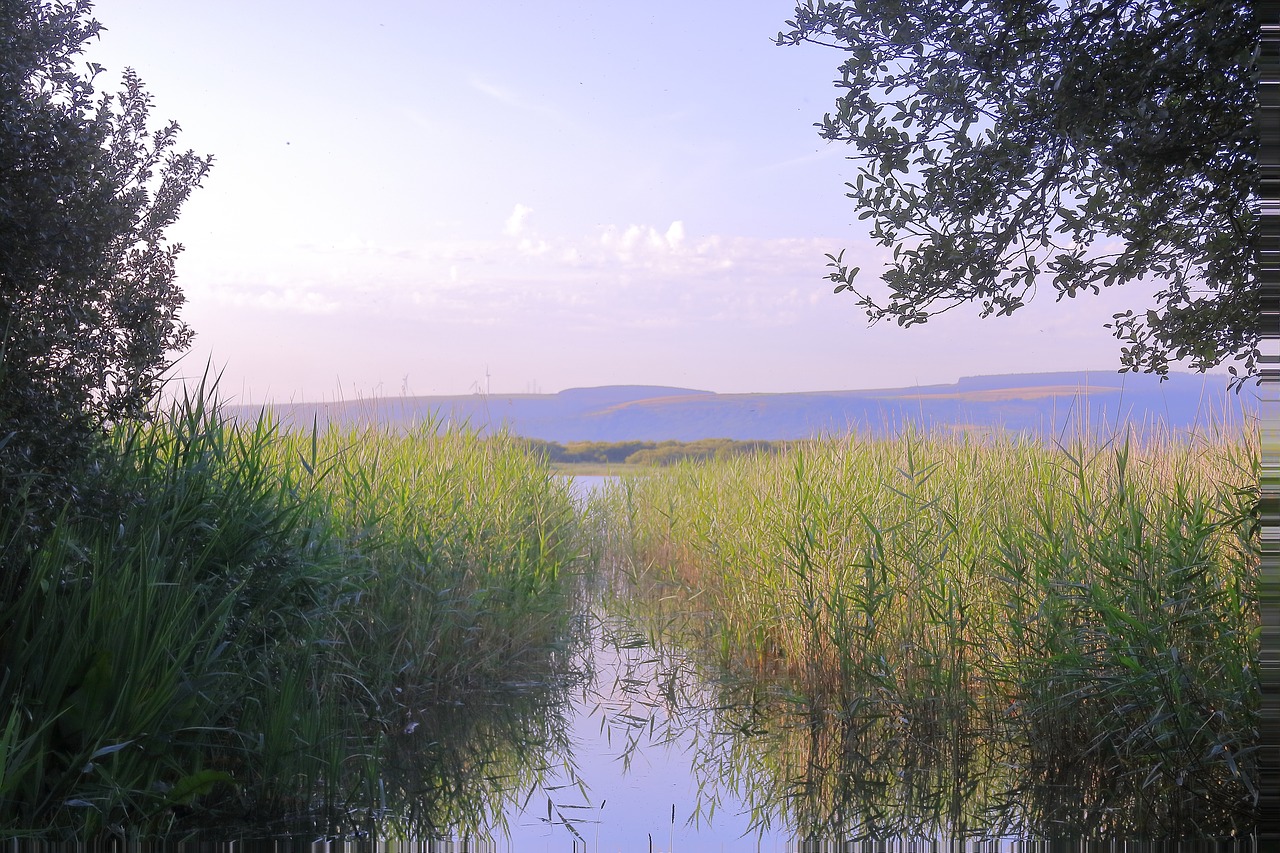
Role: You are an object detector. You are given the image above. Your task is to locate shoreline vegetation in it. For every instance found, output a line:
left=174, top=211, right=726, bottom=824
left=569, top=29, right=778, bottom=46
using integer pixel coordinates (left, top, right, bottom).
left=594, top=424, right=1260, bottom=838
left=0, top=386, right=582, bottom=838
left=526, top=437, right=802, bottom=470
left=0, top=387, right=1260, bottom=840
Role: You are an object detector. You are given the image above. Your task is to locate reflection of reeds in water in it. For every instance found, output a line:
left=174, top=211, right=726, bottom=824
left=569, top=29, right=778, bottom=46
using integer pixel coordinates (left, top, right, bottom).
left=0, top=384, right=585, bottom=839
left=374, top=676, right=581, bottom=841
left=597, top=423, right=1259, bottom=840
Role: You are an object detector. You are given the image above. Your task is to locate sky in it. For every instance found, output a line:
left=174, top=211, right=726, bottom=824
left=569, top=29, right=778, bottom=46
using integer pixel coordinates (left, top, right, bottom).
left=81, top=0, right=1187, bottom=402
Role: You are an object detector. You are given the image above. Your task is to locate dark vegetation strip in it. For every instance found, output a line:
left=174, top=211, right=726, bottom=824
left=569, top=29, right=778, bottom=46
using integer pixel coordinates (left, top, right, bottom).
left=521, top=437, right=803, bottom=467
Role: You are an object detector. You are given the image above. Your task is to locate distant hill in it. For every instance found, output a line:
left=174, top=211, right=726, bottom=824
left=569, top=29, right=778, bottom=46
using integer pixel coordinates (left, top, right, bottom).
left=226, top=372, right=1256, bottom=442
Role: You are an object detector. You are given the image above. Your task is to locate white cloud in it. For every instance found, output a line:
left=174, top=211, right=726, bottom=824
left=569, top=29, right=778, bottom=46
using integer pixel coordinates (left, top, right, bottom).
left=504, top=203, right=534, bottom=237
left=665, top=221, right=685, bottom=249
left=597, top=221, right=693, bottom=263
left=208, top=284, right=341, bottom=315
left=518, top=237, right=551, bottom=256
left=183, top=218, right=866, bottom=332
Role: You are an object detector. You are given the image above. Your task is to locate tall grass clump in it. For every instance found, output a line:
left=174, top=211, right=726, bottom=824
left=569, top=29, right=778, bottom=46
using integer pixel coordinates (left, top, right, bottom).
left=600, top=423, right=1259, bottom=838
left=284, top=418, right=582, bottom=721
left=0, top=385, right=582, bottom=839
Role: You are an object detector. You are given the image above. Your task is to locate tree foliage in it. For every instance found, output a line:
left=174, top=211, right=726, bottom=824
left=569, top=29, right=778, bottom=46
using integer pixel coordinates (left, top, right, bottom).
left=778, top=0, right=1257, bottom=384
left=0, top=0, right=212, bottom=500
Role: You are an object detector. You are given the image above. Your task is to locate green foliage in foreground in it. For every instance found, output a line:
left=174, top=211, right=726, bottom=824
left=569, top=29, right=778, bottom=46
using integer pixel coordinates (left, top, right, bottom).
left=600, top=426, right=1260, bottom=838
left=0, top=388, right=580, bottom=839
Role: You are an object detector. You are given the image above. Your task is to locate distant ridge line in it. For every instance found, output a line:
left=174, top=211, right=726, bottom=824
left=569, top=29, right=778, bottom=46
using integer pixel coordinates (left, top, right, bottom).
left=223, top=371, right=1255, bottom=442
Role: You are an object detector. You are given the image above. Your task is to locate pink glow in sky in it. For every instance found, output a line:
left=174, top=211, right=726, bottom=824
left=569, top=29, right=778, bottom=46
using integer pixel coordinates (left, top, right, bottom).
left=84, top=0, right=1188, bottom=402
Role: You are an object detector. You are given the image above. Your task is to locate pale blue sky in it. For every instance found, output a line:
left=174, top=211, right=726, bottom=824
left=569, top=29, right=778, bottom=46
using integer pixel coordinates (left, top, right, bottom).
left=85, top=0, right=1173, bottom=401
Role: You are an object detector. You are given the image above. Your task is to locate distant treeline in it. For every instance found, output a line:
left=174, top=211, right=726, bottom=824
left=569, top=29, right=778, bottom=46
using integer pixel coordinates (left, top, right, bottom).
left=520, top=438, right=801, bottom=466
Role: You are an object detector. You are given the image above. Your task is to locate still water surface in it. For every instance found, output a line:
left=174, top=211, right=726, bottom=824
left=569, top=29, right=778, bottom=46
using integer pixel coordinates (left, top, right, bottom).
left=494, top=617, right=791, bottom=852
left=419, top=612, right=1255, bottom=852
left=564, top=474, right=619, bottom=502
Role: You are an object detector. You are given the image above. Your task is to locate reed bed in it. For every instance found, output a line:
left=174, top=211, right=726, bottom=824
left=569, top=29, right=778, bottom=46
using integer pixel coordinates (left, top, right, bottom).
left=598, top=424, right=1259, bottom=838
left=0, top=387, right=582, bottom=839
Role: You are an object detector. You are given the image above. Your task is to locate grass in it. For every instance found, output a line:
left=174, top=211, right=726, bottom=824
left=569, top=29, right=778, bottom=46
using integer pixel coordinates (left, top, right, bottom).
left=0, top=382, right=584, bottom=839
left=595, top=422, right=1260, bottom=839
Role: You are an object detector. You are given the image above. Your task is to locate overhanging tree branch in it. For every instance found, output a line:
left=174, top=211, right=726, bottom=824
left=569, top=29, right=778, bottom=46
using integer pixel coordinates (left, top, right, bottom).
left=781, top=0, right=1258, bottom=387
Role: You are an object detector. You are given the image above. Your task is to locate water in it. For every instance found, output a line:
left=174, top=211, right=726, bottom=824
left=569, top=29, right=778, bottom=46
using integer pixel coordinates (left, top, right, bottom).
left=493, top=617, right=793, bottom=852
left=563, top=474, right=619, bottom=503
left=490, top=471, right=792, bottom=847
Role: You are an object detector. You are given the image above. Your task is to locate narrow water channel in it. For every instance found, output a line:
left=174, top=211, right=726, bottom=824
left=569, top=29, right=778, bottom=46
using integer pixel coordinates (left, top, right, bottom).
left=447, top=474, right=791, bottom=849
left=399, top=475, right=951, bottom=849
left=494, top=615, right=792, bottom=852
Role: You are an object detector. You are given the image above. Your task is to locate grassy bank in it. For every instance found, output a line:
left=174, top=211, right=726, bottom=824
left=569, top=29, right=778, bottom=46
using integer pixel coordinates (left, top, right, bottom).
left=598, top=425, right=1260, bottom=838
left=551, top=462, right=650, bottom=477
left=525, top=438, right=801, bottom=469
left=0, top=388, right=582, bottom=839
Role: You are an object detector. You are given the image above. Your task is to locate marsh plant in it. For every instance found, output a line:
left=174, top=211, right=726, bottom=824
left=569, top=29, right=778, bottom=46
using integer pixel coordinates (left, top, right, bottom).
left=597, top=424, right=1259, bottom=839
left=0, top=386, right=583, bottom=838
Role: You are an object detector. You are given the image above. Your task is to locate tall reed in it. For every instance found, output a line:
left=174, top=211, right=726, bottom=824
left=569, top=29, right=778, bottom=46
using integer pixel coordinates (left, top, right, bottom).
left=0, top=385, right=583, bottom=839
left=278, top=418, right=582, bottom=728
left=599, top=423, right=1259, bottom=838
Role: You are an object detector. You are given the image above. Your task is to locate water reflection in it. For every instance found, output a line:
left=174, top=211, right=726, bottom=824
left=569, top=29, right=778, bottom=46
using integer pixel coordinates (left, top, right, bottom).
left=373, top=677, right=579, bottom=840
left=497, top=610, right=1256, bottom=848
left=678, top=675, right=1013, bottom=843
left=203, top=661, right=583, bottom=843
left=556, top=615, right=1012, bottom=847
left=196, top=605, right=1254, bottom=848
left=587, top=603, right=1258, bottom=846
left=496, top=614, right=792, bottom=850
left=496, top=612, right=1021, bottom=849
